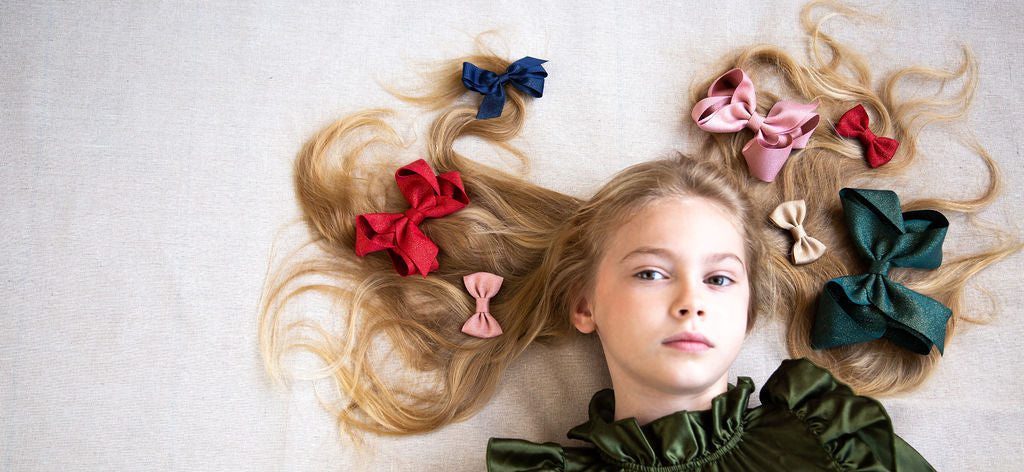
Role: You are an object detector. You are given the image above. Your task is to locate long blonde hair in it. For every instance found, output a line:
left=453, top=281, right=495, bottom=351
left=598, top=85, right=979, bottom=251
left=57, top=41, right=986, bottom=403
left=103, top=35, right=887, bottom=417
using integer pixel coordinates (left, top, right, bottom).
left=260, top=60, right=769, bottom=436
left=260, top=2, right=1020, bottom=437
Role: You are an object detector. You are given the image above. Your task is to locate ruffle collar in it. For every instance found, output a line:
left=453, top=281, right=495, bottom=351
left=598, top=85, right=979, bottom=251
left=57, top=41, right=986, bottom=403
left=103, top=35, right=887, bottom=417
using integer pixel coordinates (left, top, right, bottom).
left=566, top=378, right=754, bottom=467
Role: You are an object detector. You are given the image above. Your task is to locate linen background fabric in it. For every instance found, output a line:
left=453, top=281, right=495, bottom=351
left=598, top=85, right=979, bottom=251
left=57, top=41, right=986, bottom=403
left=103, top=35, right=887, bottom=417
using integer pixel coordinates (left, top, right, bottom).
left=2, top=1, right=1022, bottom=470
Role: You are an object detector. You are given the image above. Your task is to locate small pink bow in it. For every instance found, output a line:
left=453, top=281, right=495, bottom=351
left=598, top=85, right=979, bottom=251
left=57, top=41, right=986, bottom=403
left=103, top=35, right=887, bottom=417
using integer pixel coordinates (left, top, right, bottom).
left=835, top=104, right=899, bottom=168
left=691, top=68, right=820, bottom=182
left=461, top=272, right=503, bottom=338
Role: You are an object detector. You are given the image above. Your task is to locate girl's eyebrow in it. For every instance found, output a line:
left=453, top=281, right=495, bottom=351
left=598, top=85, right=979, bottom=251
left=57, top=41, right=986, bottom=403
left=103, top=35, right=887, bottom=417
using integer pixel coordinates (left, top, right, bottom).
left=706, top=252, right=747, bottom=272
left=621, top=248, right=746, bottom=270
left=619, top=246, right=672, bottom=263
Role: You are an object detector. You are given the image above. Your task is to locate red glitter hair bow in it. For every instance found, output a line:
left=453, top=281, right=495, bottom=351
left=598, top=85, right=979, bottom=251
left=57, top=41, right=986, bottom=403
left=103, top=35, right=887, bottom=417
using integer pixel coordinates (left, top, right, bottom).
left=355, top=159, right=469, bottom=277
left=835, top=105, right=899, bottom=168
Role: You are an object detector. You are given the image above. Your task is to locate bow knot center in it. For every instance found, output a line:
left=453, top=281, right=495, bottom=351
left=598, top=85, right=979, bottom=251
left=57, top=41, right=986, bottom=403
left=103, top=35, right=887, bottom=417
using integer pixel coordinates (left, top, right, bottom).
left=789, top=225, right=808, bottom=241
left=475, top=297, right=490, bottom=314
left=868, top=259, right=891, bottom=276
left=858, top=128, right=878, bottom=146
left=746, top=111, right=766, bottom=133
left=493, top=72, right=510, bottom=88
left=404, top=207, right=426, bottom=225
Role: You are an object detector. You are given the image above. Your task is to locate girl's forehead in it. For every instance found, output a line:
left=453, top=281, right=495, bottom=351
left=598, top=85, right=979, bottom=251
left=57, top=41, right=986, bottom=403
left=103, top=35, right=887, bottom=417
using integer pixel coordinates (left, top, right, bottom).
left=605, top=197, right=747, bottom=258
left=625, top=196, right=743, bottom=233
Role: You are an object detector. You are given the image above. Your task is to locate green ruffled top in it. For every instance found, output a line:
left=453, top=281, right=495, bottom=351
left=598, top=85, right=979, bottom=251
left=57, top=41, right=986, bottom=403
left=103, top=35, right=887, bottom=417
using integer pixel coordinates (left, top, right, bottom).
left=487, top=359, right=933, bottom=471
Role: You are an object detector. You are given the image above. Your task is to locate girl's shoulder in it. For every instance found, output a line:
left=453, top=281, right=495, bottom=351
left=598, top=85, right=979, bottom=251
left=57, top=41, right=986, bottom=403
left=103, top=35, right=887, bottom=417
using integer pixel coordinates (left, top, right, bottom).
left=753, top=358, right=934, bottom=471
left=486, top=359, right=934, bottom=472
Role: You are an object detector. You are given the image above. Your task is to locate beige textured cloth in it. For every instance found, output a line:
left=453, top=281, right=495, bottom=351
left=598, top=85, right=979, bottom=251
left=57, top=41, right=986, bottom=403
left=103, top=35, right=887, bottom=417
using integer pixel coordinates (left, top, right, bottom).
left=2, top=1, right=1022, bottom=470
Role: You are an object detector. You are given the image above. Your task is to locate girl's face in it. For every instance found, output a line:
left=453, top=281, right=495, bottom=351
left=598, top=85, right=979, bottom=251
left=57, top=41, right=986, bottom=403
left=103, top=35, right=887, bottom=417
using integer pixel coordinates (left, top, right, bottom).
left=573, top=196, right=750, bottom=404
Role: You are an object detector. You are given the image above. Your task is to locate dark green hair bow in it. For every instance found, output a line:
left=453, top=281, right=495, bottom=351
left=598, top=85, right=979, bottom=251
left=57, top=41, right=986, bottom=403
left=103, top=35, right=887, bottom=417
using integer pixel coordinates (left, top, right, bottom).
left=811, top=188, right=951, bottom=355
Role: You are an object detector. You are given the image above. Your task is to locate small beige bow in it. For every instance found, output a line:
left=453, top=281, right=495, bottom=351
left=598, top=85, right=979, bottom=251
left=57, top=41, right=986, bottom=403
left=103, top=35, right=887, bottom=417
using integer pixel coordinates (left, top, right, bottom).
left=769, top=200, right=826, bottom=265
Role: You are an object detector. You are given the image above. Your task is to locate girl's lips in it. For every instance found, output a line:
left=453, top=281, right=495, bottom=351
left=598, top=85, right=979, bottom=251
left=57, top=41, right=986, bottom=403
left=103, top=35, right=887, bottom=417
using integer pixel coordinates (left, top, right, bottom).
left=662, top=332, right=713, bottom=352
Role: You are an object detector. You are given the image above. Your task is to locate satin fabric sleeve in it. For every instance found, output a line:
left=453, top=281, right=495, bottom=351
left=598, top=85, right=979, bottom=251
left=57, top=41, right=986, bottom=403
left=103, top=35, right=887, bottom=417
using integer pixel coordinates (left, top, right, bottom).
left=487, top=437, right=565, bottom=472
left=894, top=434, right=935, bottom=472
left=760, top=359, right=936, bottom=472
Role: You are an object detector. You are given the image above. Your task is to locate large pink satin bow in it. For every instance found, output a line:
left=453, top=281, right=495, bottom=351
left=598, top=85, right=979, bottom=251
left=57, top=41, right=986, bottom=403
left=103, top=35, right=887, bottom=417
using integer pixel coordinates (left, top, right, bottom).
left=461, top=272, right=503, bottom=338
left=691, top=68, right=820, bottom=182
left=835, top=104, right=899, bottom=168
left=354, top=159, right=469, bottom=277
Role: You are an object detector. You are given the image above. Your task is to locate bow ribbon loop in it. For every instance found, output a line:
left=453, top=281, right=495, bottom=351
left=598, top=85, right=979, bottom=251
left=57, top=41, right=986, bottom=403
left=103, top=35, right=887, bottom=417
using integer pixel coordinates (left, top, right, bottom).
left=354, top=159, right=469, bottom=277
left=836, top=105, right=900, bottom=168
left=769, top=200, right=826, bottom=265
left=462, top=56, right=547, bottom=119
left=691, top=68, right=820, bottom=182
left=461, top=272, right=504, bottom=338
left=812, top=188, right=950, bottom=355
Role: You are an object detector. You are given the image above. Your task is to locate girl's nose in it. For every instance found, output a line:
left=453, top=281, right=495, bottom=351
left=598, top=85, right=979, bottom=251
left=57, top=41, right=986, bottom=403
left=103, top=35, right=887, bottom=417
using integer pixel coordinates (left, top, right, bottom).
left=673, top=279, right=706, bottom=318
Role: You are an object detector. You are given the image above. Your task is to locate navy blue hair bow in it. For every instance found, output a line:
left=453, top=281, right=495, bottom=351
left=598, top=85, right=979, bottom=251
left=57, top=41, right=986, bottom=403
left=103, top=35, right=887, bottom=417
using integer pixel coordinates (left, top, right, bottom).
left=462, top=56, right=547, bottom=119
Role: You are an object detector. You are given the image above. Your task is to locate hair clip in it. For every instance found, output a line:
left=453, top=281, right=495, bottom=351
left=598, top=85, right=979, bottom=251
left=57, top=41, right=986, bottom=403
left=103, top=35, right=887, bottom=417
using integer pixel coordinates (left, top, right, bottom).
left=461, top=272, right=503, bottom=338
left=835, top=104, right=899, bottom=168
left=769, top=200, right=826, bottom=265
left=462, top=56, right=547, bottom=119
left=812, top=188, right=950, bottom=355
left=354, top=159, right=469, bottom=277
left=691, top=68, right=820, bottom=182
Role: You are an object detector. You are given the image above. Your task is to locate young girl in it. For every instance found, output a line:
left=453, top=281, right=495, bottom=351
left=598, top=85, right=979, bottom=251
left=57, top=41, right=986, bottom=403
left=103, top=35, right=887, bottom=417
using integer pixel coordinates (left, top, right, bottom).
left=484, top=156, right=932, bottom=470
left=259, top=3, right=1017, bottom=469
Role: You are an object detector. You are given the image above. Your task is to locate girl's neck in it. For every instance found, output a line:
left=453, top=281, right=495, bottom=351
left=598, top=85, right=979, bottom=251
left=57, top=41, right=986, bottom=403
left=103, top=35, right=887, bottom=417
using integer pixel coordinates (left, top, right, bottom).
left=611, top=375, right=730, bottom=425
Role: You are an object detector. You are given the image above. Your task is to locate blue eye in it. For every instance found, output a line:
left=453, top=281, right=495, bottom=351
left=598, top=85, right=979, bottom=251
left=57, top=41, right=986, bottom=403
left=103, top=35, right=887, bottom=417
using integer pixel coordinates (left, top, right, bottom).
left=706, top=275, right=733, bottom=286
left=635, top=270, right=666, bottom=281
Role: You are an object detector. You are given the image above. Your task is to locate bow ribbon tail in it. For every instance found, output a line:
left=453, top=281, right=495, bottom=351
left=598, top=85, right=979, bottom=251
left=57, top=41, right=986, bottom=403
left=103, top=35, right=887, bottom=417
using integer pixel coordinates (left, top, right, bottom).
left=475, top=89, right=508, bottom=119
left=391, top=221, right=440, bottom=277
left=742, top=140, right=794, bottom=183
left=812, top=278, right=889, bottom=350
left=879, top=279, right=950, bottom=354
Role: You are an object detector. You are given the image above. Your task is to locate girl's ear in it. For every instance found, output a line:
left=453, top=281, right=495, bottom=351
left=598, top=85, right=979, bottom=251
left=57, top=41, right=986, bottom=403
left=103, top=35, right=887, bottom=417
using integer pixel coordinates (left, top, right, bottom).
left=572, top=296, right=596, bottom=334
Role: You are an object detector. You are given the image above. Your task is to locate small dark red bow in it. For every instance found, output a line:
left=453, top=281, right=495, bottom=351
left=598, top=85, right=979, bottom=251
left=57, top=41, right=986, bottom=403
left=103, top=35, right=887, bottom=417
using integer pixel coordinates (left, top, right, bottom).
left=835, top=104, right=899, bottom=168
left=355, top=159, right=469, bottom=277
